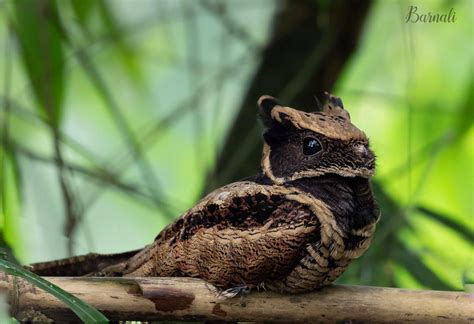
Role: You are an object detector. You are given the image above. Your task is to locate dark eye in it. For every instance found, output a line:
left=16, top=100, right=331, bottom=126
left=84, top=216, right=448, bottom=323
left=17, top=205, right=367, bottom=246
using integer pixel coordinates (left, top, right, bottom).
left=303, top=137, right=322, bottom=155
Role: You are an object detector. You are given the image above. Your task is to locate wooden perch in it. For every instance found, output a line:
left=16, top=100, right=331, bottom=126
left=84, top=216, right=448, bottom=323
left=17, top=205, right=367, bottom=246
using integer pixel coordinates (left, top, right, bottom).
left=0, top=274, right=472, bottom=322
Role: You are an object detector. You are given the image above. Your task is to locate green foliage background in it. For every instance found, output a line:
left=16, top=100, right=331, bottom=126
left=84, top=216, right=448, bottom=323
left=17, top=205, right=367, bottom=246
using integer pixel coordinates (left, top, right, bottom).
left=0, top=0, right=472, bottom=301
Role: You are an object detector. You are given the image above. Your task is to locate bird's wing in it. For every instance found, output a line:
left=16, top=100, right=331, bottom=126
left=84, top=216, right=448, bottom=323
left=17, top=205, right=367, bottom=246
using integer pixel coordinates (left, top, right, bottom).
left=145, top=181, right=322, bottom=288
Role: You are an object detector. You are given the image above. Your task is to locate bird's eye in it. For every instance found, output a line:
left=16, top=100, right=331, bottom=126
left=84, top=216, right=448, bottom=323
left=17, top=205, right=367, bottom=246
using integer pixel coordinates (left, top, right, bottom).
left=303, top=137, right=322, bottom=155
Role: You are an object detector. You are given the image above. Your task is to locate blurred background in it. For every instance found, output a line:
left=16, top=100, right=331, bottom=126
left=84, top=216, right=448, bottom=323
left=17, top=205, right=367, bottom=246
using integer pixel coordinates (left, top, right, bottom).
left=0, top=0, right=472, bottom=291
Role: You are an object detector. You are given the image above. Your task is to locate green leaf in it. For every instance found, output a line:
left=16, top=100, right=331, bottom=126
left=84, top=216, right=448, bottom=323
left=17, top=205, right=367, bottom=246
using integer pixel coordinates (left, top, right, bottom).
left=70, top=0, right=96, bottom=26
left=0, top=149, right=22, bottom=259
left=416, top=206, right=473, bottom=244
left=13, top=0, right=65, bottom=127
left=455, top=78, right=474, bottom=140
left=0, top=259, right=108, bottom=323
left=96, top=0, right=141, bottom=79
left=393, top=245, right=454, bottom=291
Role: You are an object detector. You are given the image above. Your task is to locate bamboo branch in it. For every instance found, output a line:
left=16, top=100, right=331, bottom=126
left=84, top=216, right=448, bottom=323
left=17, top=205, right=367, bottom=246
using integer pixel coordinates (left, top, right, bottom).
left=0, top=274, right=472, bottom=322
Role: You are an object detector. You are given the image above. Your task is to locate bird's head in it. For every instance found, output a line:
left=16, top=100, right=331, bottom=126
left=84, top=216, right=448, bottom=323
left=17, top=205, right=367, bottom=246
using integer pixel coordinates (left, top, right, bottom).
left=258, top=93, right=375, bottom=184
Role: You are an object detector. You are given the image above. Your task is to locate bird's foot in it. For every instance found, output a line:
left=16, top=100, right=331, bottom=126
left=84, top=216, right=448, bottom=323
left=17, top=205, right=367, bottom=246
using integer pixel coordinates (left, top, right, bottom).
left=218, top=284, right=251, bottom=298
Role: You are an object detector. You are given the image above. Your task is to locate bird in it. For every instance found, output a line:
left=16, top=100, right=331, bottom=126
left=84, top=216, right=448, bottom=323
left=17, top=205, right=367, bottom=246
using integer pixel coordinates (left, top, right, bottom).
left=30, top=93, right=379, bottom=294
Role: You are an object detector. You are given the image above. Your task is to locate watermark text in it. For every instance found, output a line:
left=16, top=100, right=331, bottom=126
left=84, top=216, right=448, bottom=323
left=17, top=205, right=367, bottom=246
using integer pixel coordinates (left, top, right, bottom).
left=406, top=5, right=456, bottom=23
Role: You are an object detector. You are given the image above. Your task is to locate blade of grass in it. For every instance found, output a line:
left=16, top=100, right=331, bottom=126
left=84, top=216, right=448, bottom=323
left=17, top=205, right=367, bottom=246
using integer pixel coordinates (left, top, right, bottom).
left=0, top=23, right=22, bottom=260
left=12, top=0, right=65, bottom=127
left=12, top=0, right=82, bottom=255
left=0, top=258, right=108, bottom=322
left=96, top=0, right=141, bottom=80
left=70, top=0, right=96, bottom=27
left=454, top=77, right=474, bottom=140
left=416, top=206, right=473, bottom=244
left=182, top=2, right=205, bottom=180
left=393, top=244, right=454, bottom=291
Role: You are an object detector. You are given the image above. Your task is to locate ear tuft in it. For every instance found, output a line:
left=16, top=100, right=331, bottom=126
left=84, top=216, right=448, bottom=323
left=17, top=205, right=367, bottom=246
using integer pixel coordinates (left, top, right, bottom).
left=324, top=91, right=344, bottom=108
left=258, top=95, right=281, bottom=128
left=313, top=95, right=324, bottom=111
left=258, top=95, right=280, bottom=114
left=321, top=91, right=350, bottom=120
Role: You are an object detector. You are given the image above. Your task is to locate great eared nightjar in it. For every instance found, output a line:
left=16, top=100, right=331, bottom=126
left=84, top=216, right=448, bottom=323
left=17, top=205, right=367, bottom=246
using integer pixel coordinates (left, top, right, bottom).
left=31, top=93, right=380, bottom=294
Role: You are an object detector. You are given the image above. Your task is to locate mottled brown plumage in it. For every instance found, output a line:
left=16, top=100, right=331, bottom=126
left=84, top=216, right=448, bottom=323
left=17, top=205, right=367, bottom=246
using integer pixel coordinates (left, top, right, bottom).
left=30, top=93, right=379, bottom=294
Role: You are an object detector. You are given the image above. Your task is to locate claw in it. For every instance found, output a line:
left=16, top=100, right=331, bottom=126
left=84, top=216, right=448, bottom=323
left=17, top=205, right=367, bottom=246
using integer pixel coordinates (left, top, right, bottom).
left=218, top=284, right=251, bottom=298
left=256, top=282, right=266, bottom=292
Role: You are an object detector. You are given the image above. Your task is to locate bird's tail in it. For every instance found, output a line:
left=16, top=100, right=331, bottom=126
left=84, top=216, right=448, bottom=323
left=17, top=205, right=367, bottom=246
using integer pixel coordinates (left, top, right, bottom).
left=27, top=249, right=141, bottom=277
